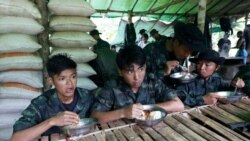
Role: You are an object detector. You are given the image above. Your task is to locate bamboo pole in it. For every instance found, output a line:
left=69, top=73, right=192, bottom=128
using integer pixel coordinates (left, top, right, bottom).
left=34, top=0, right=50, bottom=92
left=197, top=0, right=207, bottom=33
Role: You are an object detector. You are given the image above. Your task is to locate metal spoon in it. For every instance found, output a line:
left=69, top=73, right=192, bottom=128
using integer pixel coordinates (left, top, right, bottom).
left=233, top=87, right=238, bottom=95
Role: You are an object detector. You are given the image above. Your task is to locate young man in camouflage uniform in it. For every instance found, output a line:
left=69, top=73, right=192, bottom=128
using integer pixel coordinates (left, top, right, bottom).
left=11, top=54, right=93, bottom=141
left=177, top=50, right=245, bottom=107
left=91, top=46, right=184, bottom=124
left=145, top=22, right=206, bottom=88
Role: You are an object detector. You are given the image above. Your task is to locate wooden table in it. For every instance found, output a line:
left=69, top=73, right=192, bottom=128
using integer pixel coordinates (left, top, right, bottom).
left=48, top=99, right=250, bottom=141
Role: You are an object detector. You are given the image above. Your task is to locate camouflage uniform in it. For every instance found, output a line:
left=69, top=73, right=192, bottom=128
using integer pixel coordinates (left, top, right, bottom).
left=144, top=38, right=184, bottom=87
left=234, top=65, right=250, bottom=95
left=91, top=77, right=178, bottom=112
left=93, top=39, right=110, bottom=50
left=176, top=73, right=230, bottom=107
left=13, top=88, right=93, bottom=136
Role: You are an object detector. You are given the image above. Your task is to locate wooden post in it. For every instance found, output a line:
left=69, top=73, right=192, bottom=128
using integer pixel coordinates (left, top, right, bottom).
left=245, top=12, right=249, bottom=26
left=34, top=0, right=50, bottom=91
left=197, top=0, right=207, bottom=33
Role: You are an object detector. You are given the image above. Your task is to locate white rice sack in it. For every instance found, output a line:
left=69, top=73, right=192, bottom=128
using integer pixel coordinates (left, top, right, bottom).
left=0, top=113, right=21, bottom=128
left=0, top=53, right=43, bottom=71
left=0, top=86, right=39, bottom=99
left=51, top=48, right=97, bottom=63
left=0, top=0, right=41, bottom=19
left=0, top=16, right=44, bottom=35
left=50, top=16, right=96, bottom=32
left=0, top=99, right=30, bottom=113
left=77, top=77, right=97, bottom=90
left=50, top=32, right=96, bottom=48
left=0, top=71, right=43, bottom=88
left=0, top=34, right=41, bottom=53
left=0, top=127, right=12, bottom=141
left=77, top=63, right=96, bottom=77
left=48, top=0, right=96, bottom=16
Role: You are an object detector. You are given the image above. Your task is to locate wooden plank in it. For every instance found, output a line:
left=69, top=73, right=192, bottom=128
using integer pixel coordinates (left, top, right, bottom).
left=109, top=120, right=142, bottom=141
left=189, top=110, right=249, bottom=141
left=40, top=136, right=48, bottom=141
left=84, top=135, right=97, bottom=141
left=152, top=122, right=188, bottom=141
left=208, top=106, right=244, bottom=122
left=173, top=114, right=228, bottom=141
left=143, top=127, right=168, bottom=141
left=232, top=102, right=250, bottom=112
left=219, top=104, right=250, bottom=121
left=240, top=99, right=250, bottom=105
left=200, top=107, right=234, bottom=124
left=164, top=116, right=206, bottom=141
left=132, top=125, right=154, bottom=141
left=95, top=132, right=107, bottom=141
left=242, top=131, right=250, bottom=138
left=50, top=133, right=60, bottom=141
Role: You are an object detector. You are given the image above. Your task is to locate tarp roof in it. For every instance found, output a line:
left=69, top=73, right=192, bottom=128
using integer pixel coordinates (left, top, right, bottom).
left=88, top=0, right=250, bottom=22
left=88, top=0, right=250, bottom=45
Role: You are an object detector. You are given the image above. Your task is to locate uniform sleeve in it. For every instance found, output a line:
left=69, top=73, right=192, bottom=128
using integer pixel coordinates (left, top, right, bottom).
left=91, top=87, right=114, bottom=112
left=13, top=101, right=42, bottom=133
left=176, top=84, right=204, bottom=107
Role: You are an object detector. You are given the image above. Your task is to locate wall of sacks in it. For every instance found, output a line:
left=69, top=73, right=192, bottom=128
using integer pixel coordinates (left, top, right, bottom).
left=0, top=0, right=99, bottom=140
left=48, top=0, right=98, bottom=90
left=0, top=0, right=44, bottom=140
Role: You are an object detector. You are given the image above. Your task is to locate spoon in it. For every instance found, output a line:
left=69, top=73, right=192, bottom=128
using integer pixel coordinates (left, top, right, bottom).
left=233, top=87, right=238, bottom=95
left=179, top=65, right=188, bottom=72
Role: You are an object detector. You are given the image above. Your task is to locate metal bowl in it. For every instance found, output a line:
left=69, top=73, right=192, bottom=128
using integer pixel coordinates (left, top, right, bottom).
left=170, top=72, right=197, bottom=83
left=135, top=105, right=167, bottom=126
left=61, top=118, right=97, bottom=136
left=214, top=91, right=245, bottom=103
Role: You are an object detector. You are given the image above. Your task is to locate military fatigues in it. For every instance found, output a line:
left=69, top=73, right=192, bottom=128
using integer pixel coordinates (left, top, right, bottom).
left=13, top=88, right=93, bottom=136
left=176, top=73, right=230, bottom=107
left=91, top=77, right=178, bottom=112
left=93, top=39, right=110, bottom=50
left=144, top=37, right=185, bottom=88
left=234, top=65, right=250, bottom=95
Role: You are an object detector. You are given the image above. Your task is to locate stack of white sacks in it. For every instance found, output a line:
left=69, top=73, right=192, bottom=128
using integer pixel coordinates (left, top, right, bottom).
left=48, top=0, right=98, bottom=90
left=0, top=0, right=44, bottom=140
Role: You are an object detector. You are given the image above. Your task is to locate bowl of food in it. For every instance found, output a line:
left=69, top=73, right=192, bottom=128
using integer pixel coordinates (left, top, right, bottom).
left=170, top=72, right=197, bottom=83
left=61, top=118, right=97, bottom=136
left=135, top=105, right=167, bottom=126
left=214, top=91, right=245, bottom=103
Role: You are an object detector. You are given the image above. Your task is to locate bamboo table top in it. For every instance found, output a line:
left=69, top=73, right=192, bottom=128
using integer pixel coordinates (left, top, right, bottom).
left=46, top=99, right=250, bottom=141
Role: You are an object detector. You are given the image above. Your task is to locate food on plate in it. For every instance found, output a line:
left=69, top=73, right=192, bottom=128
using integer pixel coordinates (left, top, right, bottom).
left=138, top=110, right=162, bottom=120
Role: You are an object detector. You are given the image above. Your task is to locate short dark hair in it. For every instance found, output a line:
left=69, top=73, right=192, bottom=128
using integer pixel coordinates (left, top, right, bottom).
left=116, top=46, right=146, bottom=70
left=46, top=54, right=76, bottom=77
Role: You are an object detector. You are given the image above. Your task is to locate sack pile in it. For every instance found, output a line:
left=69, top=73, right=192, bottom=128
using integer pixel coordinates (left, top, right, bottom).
left=0, top=0, right=44, bottom=140
left=48, top=0, right=98, bottom=90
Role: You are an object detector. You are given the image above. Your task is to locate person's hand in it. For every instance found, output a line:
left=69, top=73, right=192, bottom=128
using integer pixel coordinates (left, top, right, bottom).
left=49, top=111, right=80, bottom=127
left=231, top=77, right=245, bottom=88
left=121, top=103, right=144, bottom=119
left=164, top=60, right=179, bottom=75
left=203, top=93, right=225, bottom=105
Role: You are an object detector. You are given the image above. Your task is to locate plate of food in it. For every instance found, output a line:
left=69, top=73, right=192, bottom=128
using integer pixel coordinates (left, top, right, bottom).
left=135, top=105, right=167, bottom=126
left=214, top=91, right=246, bottom=103
left=170, top=72, right=197, bottom=83
left=61, top=118, right=97, bottom=136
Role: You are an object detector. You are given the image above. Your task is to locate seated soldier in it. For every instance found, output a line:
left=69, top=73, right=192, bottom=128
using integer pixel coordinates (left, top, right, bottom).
left=91, top=46, right=184, bottom=124
left=145, top=22, right=206, bottom=88
left=177, top=50, right=245, bottom=107
left=233, top=64, right=250, bottom=95
left=11, top=54, right=93, bottom=141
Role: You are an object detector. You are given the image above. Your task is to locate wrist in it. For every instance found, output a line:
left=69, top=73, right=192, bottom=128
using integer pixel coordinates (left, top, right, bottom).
left=48, top=117, right=55, bottom=127
left=119, top=109, right=125, bottom=119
